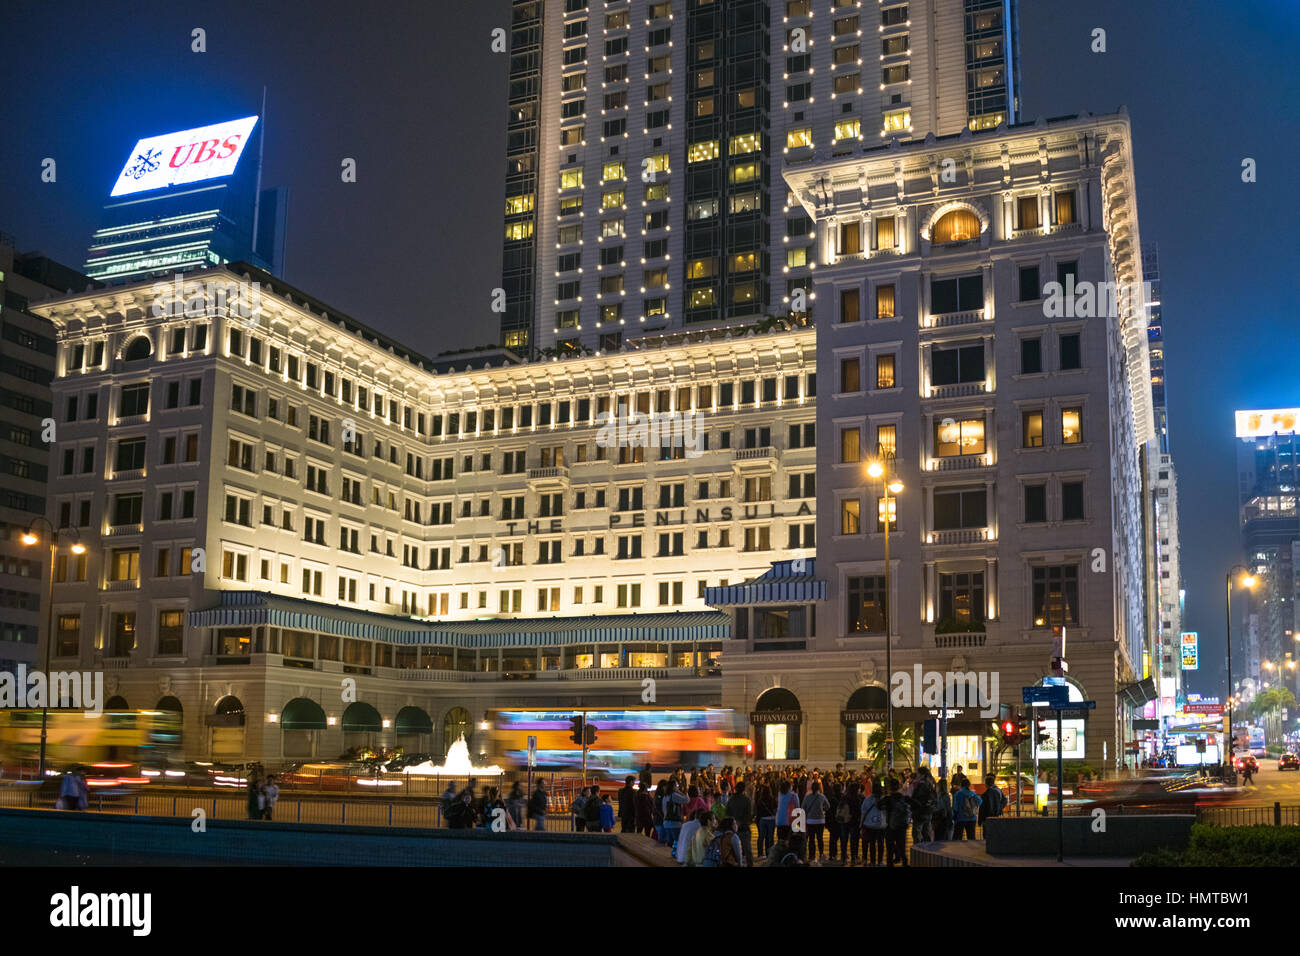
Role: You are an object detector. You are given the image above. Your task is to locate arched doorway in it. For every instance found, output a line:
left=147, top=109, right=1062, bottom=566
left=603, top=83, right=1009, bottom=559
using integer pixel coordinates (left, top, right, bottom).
left=753, top=688, right=801, bottom=761
left=843, top=686, right=888, bottom=762
left=281, top=698, right=327, bottom=760
left=208, top=696, right=245, bottom=763
left=342, top=702, right=383, bottom=754
left=395, top=706, right=432, bottom=756
left=443, top=706, right=472, bottom=759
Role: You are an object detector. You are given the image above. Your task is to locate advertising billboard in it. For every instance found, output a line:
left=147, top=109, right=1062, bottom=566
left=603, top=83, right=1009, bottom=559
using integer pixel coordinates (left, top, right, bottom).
left=1235, top=408, right=1300, bottom=438
left=1180, top=631, right=1199, bottom=670
left=110, top=116, right=259, bottom=197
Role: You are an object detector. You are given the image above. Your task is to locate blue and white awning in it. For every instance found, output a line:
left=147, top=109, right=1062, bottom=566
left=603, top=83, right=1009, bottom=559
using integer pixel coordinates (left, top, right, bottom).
left=188, top=590, right=729, bottom=647
left=704, top=558, right=826, bottom=607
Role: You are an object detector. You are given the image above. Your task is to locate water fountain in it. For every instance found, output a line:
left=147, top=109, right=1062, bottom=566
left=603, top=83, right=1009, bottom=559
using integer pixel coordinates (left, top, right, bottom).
left=397, top=735, right=503, bottom=775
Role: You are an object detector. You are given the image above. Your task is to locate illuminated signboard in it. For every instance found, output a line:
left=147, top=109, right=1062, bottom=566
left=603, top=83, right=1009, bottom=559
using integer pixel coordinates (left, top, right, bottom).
left=1180, top=631, right=1199, bottom=671
left=110, top=116, right=259, bottom=197
left=1235, top=408, right=1300, bottom=438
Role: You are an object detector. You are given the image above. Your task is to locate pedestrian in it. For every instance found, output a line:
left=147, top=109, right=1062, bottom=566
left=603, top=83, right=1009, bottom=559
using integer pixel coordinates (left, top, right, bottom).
left=775, top=778, right=798, bottom=839
left=246, top=768, right=262, bottom=821
left=800, top=779, right=829, bottom=862
left=506, top=781, right=526, bottom=829
left=880, top=777, right=911, bottom=866
left=860, top=780, right=887, bottom=866
left=978, top=773, right=1006, bottom=836
left=528, top=778, right=549, bottom=831
left=909, top=767, right=936, bottom=843
left=617, top=776, right=637, bottom=833
left=584, top=783, right=603, bottom=833
left=58, top=766, right=88, bottom=811
left=639, top=762, right=653, bottom=793
left=705, top=816, right=743, bottom=867
left=952, top=777, right=982, bottom=840
left=635, top=781, right=655, bottom=837
left=661, top=778, right=689, bottom=852
left=843, top=781, right=863, bottom=864
left=446, top=788, right=476, bottom=828
left=676, top=807, right=705, bottom=864
left=440, top=781, right=457, bottom=820
left=755, top=779, right=777, bottom=858
left=262, top=774, right=280, bottom=820
left=934, top=777, right=953, bottom=840
left=599, top=793, right=615, bottom=832
left=728, top=779, right=754, bottom=865
left=571, top=785, right=588, bottom=832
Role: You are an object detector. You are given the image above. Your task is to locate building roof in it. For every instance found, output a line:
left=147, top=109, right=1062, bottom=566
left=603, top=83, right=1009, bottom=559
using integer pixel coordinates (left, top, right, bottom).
left=705, top=559, right=826, bottom=607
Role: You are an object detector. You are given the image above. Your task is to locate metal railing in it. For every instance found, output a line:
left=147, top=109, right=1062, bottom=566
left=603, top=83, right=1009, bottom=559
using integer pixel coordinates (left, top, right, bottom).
left=1197, top=802, right=1300, bottom=827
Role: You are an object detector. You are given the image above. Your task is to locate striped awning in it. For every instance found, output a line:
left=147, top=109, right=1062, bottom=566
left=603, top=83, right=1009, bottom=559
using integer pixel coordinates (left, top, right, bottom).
left=188, top=590, right=729, bottom=647
left=705, top=558, right=826, bottom=607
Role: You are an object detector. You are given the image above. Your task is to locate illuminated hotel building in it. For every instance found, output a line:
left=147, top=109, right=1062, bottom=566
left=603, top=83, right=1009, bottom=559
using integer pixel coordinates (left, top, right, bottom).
left=34, top=266, right=814, bottom=762
left=500, top=0, right=1020, bottom=353
left=710, top=110, right=1154, bottom=771
left=1235, top=411, right=1300, bottom=697
left=85, top=116, right=287, bottom=285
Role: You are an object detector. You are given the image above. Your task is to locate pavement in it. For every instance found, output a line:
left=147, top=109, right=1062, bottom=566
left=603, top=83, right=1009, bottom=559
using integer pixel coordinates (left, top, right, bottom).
left=910, top=840, right=1134, bottom=867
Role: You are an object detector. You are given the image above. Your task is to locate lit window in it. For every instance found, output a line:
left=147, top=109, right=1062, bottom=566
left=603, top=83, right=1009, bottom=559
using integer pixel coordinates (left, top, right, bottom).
left=559, top=168, right=584, bottom=190
left=935, top=417, right=986, bottom=457
left=645, top=152, right=670, bottom=176
left=602, top=160, right=625, bottom=182
left=729, top=162, right=760, bottom=184
left=1062, top=407, right=1083, bottom=444
left=602, top=188, right=624, bottom=209
left=687, top=258, right=717, bottom=279
left=787, top=127, right=813, bottom=149
left=834, top=119, right=861, bottom=142
left=688, top=140, right=720, bottom=162
left=932, top=208, right=981, bottom=243
left=505, top=221, right=533, bottom=240
left=729, top=133, right=761, bottom=155
left=787, top=247, right=807, bottom=268
left=689, top=287, right=717, bottom=307
left=883, top=109, right=910, bottom=132
left=729, top=252, right=758, bottom=273
left=504, top=194, right=535, bottom=215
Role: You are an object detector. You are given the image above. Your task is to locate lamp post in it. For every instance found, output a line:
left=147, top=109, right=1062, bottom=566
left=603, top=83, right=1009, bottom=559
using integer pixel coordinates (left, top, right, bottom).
left=21, top=519, right=85, bottom=777
left=867, top=445, right=903, bottom=770
left=1225, top=565, right=1256, bottom=762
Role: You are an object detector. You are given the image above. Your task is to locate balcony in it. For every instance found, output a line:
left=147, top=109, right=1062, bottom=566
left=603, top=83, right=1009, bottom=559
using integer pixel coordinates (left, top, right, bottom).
left=933, top=631, right=988, bottom=648
left=105, top=523, right=144, bottom=537
left=925, top=528, right=993, bottom=547
left=927, top=382, right=990, bottom=401
left=927, top=453, right=992, bottom=473
left=733, top=446, right=779, bottom=463
left=925, top=622, right=991, bottom=648
left=526, top=465, right=569, bottom=488
left=921, top=309, right=986, bottom=331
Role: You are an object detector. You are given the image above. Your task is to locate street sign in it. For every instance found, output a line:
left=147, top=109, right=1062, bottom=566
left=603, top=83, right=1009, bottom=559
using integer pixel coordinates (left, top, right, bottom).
left=1023, top=685, right=1070, bottom=707
left=1055, top=708, right=1094, bottom=720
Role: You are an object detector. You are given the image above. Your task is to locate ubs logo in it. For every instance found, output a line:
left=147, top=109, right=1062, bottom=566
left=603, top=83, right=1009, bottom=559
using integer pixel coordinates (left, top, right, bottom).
left=126, top=148, right=162, bottom=180
left=166, top=133, right=245, bottom=169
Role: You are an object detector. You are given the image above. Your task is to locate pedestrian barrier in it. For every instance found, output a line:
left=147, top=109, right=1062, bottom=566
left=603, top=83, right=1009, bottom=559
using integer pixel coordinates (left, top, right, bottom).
left=1196, top=802, right=1300, bottom=827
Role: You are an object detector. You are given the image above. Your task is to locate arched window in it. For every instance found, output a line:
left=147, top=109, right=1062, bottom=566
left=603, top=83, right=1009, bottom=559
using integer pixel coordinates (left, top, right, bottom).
left=443, top=706, right=472, bottom=756
left=931, top=208, right=981, bottom=244
left=754, top=688, right=802, bottom=761
left=123, top=336, right=152, bottom=361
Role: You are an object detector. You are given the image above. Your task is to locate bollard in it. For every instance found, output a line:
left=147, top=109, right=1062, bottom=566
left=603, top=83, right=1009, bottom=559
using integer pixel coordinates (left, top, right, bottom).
left=1276, top=801, right=1283, bottom=827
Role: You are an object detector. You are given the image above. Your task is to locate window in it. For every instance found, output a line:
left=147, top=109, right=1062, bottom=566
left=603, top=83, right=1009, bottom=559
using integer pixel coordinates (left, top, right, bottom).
left=876, top=495, right=898, bottom=532
left=931, top=208, right=980, bottom=244
left=939, top=572, right=985, bottom=626
left=1017, top=195, right=1039, bottom=230
left=1059, top=333, right=1081, bottom=370
left=1018, top=264, right=1040, bottom=302
left=839, top=288, right=860, bottom=324
left=1062, top=481, right=1085, bottom=521
left=840, top=498, right=861, bottom=535
left=833, top=119, right=861, bottom=143
left=115, top=438, right=146, bottom=472
left=840, top=427, right=861, bottom=464
left=688, top=140, right=719, bottom=163
left=882, top=64, right=909, bottom=85
left=119, top=383, right=149, bottom=417
left=1022, top=411, right=1044, bottom=448
left=875, top=354, right=896, bottom=389
left=109, top=548, right=140, bottom=582
left=1020, top=337, right=1042, bottom=374
left=933, top=489, right=986, bottom=530
left=787, top=127, right=812, bottom=149
left=931, top=343, right=983, bottom=386
left=846, top=576, right=886, bottom=632
left=930, top=273, right=983, bottom=314
left=1061, top=407, right=1083, bottom=444
left=1056, top=260, right=1078, bottom=289
left=935, top=417, right=985, bottom=457
left=839, top=357, right=861, bottom=393
left=876, top=423, right=897, bottom=457
left=1032, top=565, right=1079, bottom=627
left=876, top=284, right=895, bottom=319
left=1054, top=190, right=1077, bottom=225
left=1024, top=484, right=1047, bottom=523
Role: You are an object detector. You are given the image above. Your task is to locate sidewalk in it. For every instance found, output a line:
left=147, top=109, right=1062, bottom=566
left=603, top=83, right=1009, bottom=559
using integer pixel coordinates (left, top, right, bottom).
left=911, top=840, right=1133, bottom=867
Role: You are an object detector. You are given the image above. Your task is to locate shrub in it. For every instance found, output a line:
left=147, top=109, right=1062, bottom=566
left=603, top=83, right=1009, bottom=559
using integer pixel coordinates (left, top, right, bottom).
left=1132, top=824, right=1300, bottom=867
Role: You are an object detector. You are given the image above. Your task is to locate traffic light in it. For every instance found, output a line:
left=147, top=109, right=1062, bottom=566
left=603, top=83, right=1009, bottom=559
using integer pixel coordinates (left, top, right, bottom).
left=1036, top=719, right=1051, bottom=748
left=583, top=723, right=598, bottom=747
left=569, top=715, right=584, bottom=745
left=1000, top=716, right=1018, bottom=744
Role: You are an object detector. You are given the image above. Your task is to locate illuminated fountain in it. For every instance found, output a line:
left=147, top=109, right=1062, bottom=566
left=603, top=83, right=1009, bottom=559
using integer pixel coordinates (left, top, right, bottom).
left=398, top=735, right=502, bottom=776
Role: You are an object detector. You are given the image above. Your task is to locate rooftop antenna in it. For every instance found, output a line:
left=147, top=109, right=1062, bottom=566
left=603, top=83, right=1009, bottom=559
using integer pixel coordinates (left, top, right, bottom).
left=251, top=86, right=267, bottom=259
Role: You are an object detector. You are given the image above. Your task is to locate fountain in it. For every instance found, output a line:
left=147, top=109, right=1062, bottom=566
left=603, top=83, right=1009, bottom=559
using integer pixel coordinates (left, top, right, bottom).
left=397, top=735, right=503, bottom=775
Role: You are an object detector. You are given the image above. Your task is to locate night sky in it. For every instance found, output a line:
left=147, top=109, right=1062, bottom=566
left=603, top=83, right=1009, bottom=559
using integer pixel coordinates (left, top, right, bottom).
left=2, top=0, right=1297, bottom=695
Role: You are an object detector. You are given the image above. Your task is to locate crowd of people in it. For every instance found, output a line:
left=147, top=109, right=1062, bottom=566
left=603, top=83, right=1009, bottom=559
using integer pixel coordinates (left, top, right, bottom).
left=436, top=762, right=1012, bottom=866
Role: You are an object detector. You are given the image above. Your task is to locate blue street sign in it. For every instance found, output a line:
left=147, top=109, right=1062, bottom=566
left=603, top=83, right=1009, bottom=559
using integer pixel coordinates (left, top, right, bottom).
left=1023, top=685, right=1070, bottom=706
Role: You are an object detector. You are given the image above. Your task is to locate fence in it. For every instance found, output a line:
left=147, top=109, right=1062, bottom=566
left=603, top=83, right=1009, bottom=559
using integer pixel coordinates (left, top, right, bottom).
left=0, top=782, right=604, bottom=833
left=1197, top=802, right=1300, bottom=827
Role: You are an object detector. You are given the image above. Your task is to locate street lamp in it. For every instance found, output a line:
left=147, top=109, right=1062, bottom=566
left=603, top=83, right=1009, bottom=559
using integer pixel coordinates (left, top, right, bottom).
left=866, top=444, right=903, bottom=770
left=1225, top=565, right=1256, bottom=760
left=20, top=518, right=85, bottom=777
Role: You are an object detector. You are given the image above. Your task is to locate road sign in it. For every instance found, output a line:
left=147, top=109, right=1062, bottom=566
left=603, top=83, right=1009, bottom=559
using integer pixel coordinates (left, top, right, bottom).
left=1023, top=685, right=1070, bottom=707
left=1055, top=708, right=1094, bottom=720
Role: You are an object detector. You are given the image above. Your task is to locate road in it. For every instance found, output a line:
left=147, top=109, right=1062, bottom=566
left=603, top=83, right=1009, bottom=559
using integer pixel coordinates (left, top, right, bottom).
left=1221, top=760, right=1300, bottom=806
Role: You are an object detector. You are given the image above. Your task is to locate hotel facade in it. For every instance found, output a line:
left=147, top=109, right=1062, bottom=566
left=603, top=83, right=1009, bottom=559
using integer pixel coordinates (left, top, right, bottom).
left=31, top=108, right=1156, bottom=773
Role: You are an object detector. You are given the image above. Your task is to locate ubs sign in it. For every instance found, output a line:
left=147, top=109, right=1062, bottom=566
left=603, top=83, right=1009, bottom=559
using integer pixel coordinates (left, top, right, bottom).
left=110, top=116, right=259, bottom=197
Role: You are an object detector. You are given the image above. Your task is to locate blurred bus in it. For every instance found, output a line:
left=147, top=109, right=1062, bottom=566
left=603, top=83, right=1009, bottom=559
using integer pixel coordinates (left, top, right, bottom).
left=0, top=709, right=181, bottom=772
left=486, top=707, right=747, bottom=778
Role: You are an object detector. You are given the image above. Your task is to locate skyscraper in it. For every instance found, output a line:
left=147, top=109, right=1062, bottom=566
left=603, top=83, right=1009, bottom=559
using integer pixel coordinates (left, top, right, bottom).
left=84, top=115, right=287, bottom=284
left=499, top=0, right=1020, bottom=353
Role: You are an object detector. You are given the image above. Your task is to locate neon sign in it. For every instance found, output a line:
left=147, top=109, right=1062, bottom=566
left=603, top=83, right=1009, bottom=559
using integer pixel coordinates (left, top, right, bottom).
left=111, top=116, right=259, bottom=197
